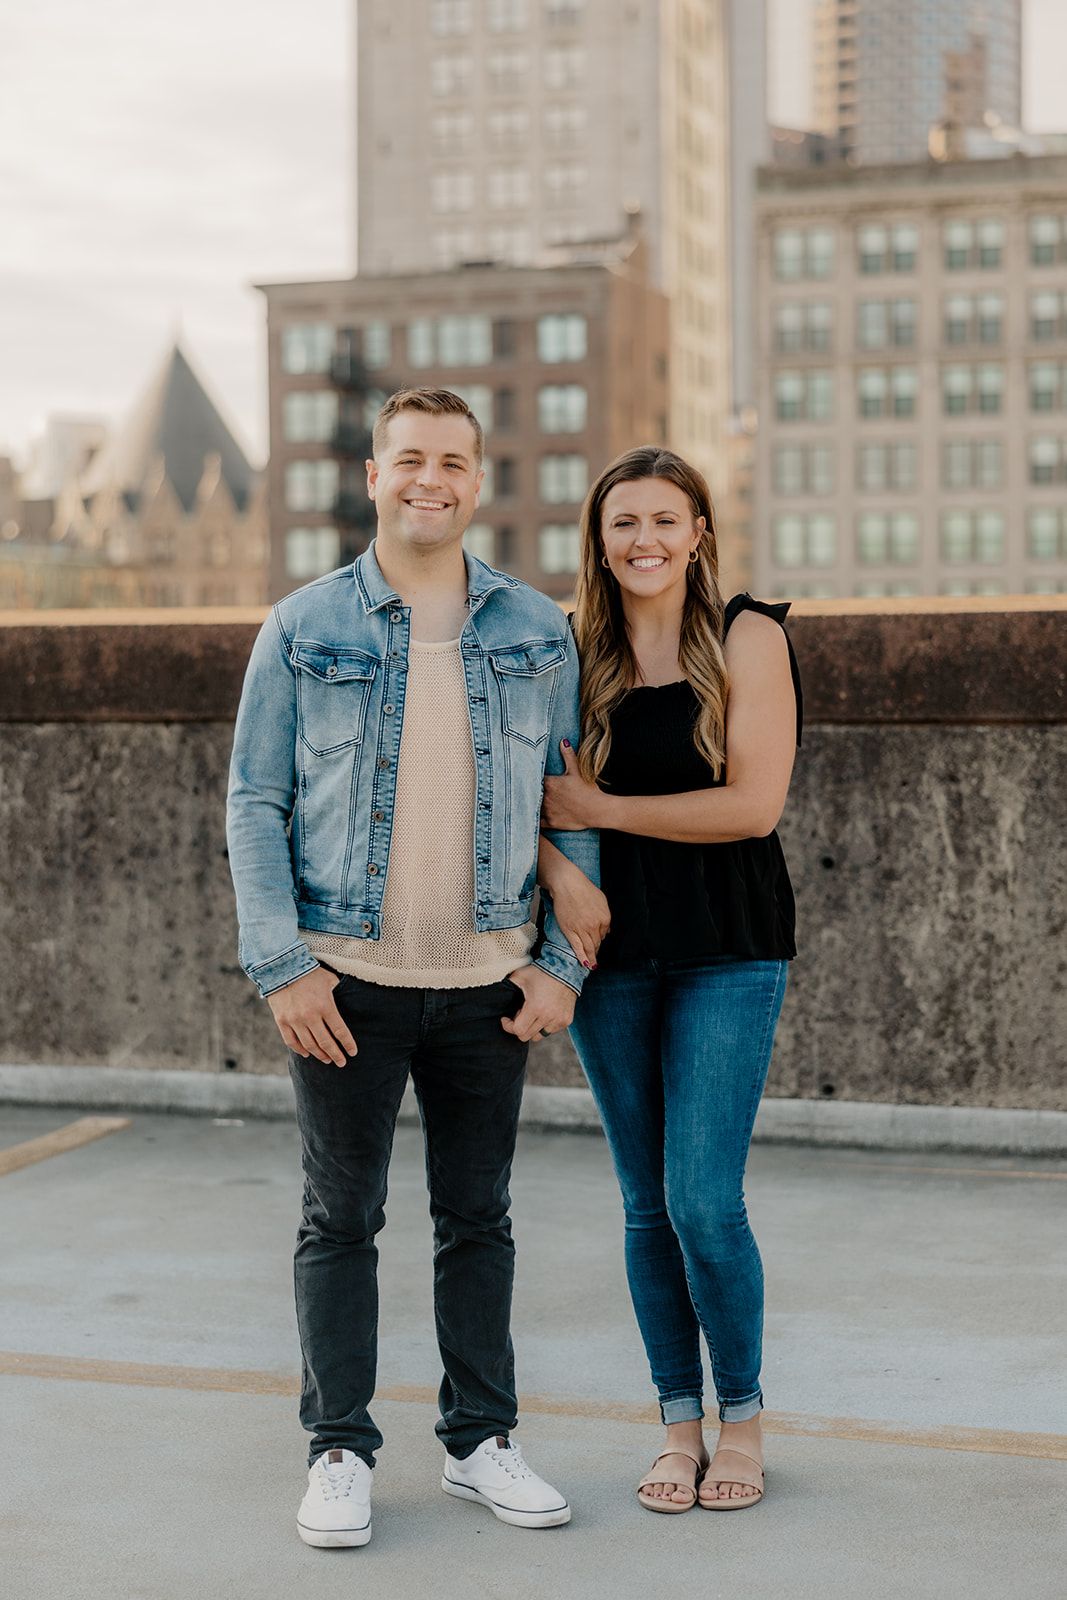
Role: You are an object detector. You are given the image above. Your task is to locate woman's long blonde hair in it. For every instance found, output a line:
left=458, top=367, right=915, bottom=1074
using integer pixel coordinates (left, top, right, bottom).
left=572, top=446, right=729, bottom=784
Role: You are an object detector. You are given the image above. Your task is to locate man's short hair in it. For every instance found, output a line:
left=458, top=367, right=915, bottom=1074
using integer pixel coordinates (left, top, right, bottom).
left=372, top=387, right=484, bottom=465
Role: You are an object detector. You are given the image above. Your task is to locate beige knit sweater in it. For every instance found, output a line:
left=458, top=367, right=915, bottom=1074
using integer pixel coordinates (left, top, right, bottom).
left=301, top=637, right=536, bottom=988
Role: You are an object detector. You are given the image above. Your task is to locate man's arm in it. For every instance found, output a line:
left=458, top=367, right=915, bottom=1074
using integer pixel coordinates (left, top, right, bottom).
left=530, top=626, right=600, bottom=996
left=226, top=612, right=321, bottom=997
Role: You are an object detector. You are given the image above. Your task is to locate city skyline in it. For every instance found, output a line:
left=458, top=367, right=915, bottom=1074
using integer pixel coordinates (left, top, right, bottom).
left=2, top=0, right=1066, bottom=465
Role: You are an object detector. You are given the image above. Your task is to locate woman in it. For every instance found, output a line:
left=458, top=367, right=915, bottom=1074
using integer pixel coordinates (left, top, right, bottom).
left=538, top=446, right=801, bottom=1513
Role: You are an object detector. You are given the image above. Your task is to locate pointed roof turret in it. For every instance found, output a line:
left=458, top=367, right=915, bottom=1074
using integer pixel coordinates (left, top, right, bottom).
left=81, top=343, right=256, bottom=513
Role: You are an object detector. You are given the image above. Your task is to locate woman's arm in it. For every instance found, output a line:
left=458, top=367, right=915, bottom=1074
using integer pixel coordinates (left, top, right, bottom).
left=537, top=834, right=611, bottom=969
left=541, top=612, right=797, bottom=845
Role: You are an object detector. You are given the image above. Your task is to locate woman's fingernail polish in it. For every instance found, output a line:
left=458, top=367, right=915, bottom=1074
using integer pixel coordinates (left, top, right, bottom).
left=583, top=961, right=590, bottom=968
left=562, top=738, right=571, bottom=748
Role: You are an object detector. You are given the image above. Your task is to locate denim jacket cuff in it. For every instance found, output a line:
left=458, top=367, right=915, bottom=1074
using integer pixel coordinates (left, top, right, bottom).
left=246, top=941, right=320, bottom=999
left=533, top=937, right=586, bottom=996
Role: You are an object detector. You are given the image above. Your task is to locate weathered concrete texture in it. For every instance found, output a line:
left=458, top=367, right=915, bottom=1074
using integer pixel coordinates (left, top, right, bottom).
left=2, top=720, right=1066, bottom=1109
left=773, top=724, right=1067, bottom=1110
left=0, top=722, right=278, bottom=1075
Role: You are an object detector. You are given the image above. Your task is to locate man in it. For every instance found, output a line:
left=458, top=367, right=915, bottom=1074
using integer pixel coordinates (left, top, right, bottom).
left=227, top=387, right=596, bottom=1547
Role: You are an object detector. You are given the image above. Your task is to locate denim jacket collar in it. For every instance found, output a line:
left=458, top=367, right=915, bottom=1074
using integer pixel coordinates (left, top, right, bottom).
left=354, top=539, right=518, bottom=616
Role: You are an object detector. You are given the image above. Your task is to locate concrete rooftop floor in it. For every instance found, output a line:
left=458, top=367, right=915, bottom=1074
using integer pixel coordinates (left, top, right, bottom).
left=1, top=1104, right=1064, bottom=1599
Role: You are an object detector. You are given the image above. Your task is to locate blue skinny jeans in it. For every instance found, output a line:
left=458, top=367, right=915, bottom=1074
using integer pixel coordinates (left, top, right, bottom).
left=568, top=955, right=787, bottom=1425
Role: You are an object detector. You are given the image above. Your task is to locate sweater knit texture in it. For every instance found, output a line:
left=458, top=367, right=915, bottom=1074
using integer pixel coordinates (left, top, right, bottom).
left=301, top=636, right=535, bottom=988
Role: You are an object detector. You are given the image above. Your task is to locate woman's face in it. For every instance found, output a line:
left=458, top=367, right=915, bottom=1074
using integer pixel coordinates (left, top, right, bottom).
left=599, top=477, right=704, bottom=606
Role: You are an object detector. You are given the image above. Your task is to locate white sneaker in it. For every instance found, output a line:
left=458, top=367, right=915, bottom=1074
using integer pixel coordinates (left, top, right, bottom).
left=442, top=1435, right=571, bottom=1528
left=297, top=1448, right=372, bottom=1548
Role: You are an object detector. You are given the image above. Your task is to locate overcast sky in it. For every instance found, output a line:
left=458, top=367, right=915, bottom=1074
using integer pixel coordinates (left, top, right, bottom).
left=2, top=1, right=1065, bottom=468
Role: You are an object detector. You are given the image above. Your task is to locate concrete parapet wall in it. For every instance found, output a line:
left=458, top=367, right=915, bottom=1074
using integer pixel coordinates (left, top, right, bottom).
left=1, top=598, right=1065, bottom=1112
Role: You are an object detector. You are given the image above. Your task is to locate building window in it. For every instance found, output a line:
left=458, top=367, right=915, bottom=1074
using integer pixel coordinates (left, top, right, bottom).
left=545, top=162, right=586, bottom=207
left=487, top=107, right=530, bottom=153
left=281, top=323, right=333, bottom=375
left=540, top=523, right=581, bottom=573
left=942, top=364, right=1003, bottom=416
left=538, top=313, right=587, bottom=362
left=1028, top=507, right=1066, bottom=559
left=857, top=442, right=917, bottom=491
left=857, top=299, right=915, bottom=349
left=439, top=314, right=493, bottom=365
left=282, top=391, right=338, bottom=445
left=1029, top=362, right=1063, bottom=412
left=408, top=319, right=435, bottom=368
left=773, top=444, right=834, bottom=495
left=773, top=227, right=835, bottom=281
left=857, top=368, right=916, bottom=420
left=1029, top=215, right=1062, bottom=267
left=540, top=454, right=587, bottom=503
left=944, top=219, right=973, bottom=270
left=433, top=0, right=472, bottom=33
left=775, top=302, right=832, bottom=352
left=1029, top=437, right=1062, bottom=484
left=545, top=105, right=586, bottom=146
left=433, top=110, right=475, bottom=155
left=284, top=460, right=339, bottom=513
left=285, top=527, right=341, bottom=579
left=942, top=440, right=1003, bottom=490
left=363, top=322, right=391, bottom=369
left=489, top=0, right=529, bottom=28
left=464, top=524, right=496, bottom=563
left=432, top=55, right=473, bottom=96
left=1031, top=292, right=1062, bottom=341
left=486, top=226, right=531, bottom=263
left=941, top=509, right=1005, bottom=565
left=977, top=294, right=1004, bottom=344
left=487, top=166, right=531, bottom=209
left=538, top=384, right=587, bottom=433
left=944, top=295, right=972, bottom=345
left=856, top=511, right=919, bottom=565
left=431, top=170, right=475, bottom=212
left=496, top=457, right=518, bottom=497
left=856, top=221, right=918, bottom=274
left=773, top=513, right=836, bottom=567
left=976, top=364, right=1004, bottom=413
left=545, top=0, right=585, bottom=22
left=495, top=388, right=517, bottom=430
left=977, top=219, right=1004, bottom=269
left=487, top=49, right=529, bottom=91
left=544, top=45, right=585, bottom=89
left=774, top=370, right=833, bottom=423
left=447, top=383, right=494, bottom=433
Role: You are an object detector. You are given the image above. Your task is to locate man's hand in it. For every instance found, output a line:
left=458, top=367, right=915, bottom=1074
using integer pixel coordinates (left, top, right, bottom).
left=267, top=967, right=357, bottom=1067
left=501, top=964, right=577, bottom=1043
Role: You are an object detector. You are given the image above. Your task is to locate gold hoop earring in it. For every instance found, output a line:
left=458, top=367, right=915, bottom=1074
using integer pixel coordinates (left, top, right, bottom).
left=601, top=555, right=610, bottom=568
left=688, top=550, right=699, bottom=563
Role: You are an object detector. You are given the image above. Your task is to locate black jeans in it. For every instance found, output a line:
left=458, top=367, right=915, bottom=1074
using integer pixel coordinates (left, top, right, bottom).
left=288, top=974, right=528, bottom=1467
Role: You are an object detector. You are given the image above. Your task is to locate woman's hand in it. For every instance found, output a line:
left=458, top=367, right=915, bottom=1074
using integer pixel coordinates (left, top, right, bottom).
left=541, top=741, right=609, bottom=831
left=537, top=833, right=611, bottom=969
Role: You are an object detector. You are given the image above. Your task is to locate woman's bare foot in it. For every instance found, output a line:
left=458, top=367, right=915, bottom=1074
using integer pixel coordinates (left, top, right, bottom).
left=637, top=1420, right=710, bottom=1509
left=698, top=1415, right=764, bottom=1507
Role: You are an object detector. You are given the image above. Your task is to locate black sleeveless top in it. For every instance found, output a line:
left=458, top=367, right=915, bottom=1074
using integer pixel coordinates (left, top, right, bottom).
left=595, top=595, right=802, bottom=967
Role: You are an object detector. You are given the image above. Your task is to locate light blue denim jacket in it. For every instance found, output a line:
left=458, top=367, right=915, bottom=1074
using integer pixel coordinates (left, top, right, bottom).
left=226, top=543, right=598, bottom=999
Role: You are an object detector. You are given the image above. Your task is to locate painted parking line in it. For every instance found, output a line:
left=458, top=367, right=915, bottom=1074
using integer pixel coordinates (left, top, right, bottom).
left=0, top=1350, right=1063, bottom=1462
left=0, top=1116, right=131, bottom=1178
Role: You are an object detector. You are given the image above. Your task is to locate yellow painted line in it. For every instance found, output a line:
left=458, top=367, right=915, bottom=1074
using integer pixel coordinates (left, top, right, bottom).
left=827, top=1163, right=1067, bottom=1182
left=0, top=1352, right=1063, bottom=1461
left=0, top=1116, right=131, bottom=1177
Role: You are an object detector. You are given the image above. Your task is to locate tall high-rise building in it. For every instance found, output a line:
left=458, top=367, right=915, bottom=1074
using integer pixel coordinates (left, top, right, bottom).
left=813, top=0, right=1021, bottom=166
left=354, top=0, right=743, bottom=519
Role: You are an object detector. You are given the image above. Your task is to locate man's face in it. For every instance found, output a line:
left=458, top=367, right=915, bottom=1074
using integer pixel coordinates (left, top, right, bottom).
left=366, top=410, right=484, bottom=558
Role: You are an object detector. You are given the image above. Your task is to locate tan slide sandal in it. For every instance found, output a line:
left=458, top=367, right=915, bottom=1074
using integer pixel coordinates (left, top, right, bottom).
left=699, top=1446, right=764, bottom=1510
left=637, top=1449, right=707, bottom=1514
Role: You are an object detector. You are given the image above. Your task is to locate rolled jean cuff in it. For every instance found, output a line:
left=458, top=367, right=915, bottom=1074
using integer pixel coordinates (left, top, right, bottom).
left=719, top=1393, right=763, bottom=1424
left=660, top=1396, right=705, bottom=1425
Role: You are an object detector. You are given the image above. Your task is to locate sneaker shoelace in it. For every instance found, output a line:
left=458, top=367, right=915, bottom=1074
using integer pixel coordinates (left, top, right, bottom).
left=486, top=1442, right=533, bottom=1481
left=317, top=1459, right=362, bottom=1501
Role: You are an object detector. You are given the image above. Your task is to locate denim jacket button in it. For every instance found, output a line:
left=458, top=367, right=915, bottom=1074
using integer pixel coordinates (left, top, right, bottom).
left=377, top=757, right=390, bottom=769
left=383, top=703, right=394, bottom=715
left=373, top=810, right=384, bottom=822
left=362, top=921, right=372, bottom=934
left=326, top=665, right=338, bottom=677
left=368, top=863, right=379, bottom=875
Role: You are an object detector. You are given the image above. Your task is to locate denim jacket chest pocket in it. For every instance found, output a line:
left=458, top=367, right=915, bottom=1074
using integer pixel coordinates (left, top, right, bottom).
left=292, top=643, right=378, bottom=755
left=489, top=639, right=567, bottom=748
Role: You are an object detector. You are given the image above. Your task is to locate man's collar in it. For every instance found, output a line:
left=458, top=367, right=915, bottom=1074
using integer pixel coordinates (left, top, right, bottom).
left=354, top=539, right=518, bottom=614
